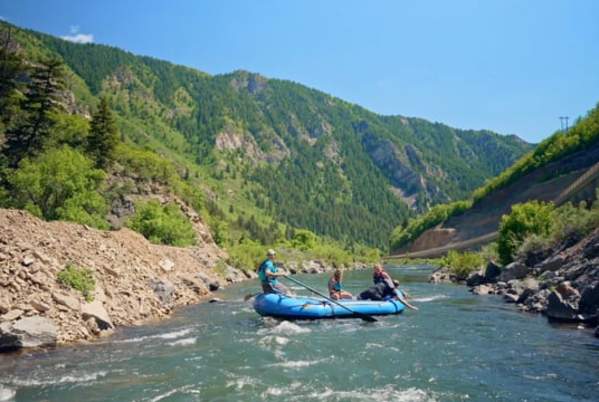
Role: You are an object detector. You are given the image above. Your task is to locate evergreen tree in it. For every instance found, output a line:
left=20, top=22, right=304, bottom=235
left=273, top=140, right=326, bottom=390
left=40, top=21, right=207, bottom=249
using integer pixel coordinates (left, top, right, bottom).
left=0, top=26, right=26, bottom=134
left=87, top=97, right=119, bottom=168
left=3, top=56, right=65, bottom=167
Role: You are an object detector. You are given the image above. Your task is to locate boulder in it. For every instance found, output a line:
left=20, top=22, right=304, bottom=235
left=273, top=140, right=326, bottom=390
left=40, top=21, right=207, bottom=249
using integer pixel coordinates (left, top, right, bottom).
left=21, top=255, right=35, bottom=267
left=0, top=316, right=57, bottom=351
left=52, top=292, right=80, bottom=311
left=499, top=261, right=529, bottom=282
left=579, top=283, right=599, bottom=315
left=472, top=284, right=493, bottom=295
left=484, top=261, right=502, bottom=283
left=1, top=309, right=24, bottom=322
left=81, top=300, right=113, bottom=330
left=466, top=271, right=485, bottom=287
left=545, top=291, right=583, bottom=322
left=503, top=292, right=519, bottom=303
left=537, top=254, right=565, bottom=274
left=196, top=272, right=221, bottom=292
left=159, top=258, right=175, bottom=272
left=30, top=300, right=50, bottom=313
left=0, top=297, right=9, bottom=315
left=151, top=279, right=175, bottom=305
left=429, top=267, right=453, bottom=284
left=180, top=274, right=208, bottom=294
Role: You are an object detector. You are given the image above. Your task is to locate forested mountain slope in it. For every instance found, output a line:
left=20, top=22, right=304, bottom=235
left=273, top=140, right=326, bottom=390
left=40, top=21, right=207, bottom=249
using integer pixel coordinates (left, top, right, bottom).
left=1, top=22, right=531, bottom=249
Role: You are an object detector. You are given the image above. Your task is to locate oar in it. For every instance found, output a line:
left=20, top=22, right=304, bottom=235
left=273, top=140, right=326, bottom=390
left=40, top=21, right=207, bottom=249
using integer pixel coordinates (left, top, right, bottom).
left=283, top=275, right=377, bottom=323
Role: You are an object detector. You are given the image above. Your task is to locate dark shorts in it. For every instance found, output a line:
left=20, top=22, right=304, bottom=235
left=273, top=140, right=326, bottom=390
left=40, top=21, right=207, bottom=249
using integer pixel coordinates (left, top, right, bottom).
left=261, top=282, right=290, bottom=295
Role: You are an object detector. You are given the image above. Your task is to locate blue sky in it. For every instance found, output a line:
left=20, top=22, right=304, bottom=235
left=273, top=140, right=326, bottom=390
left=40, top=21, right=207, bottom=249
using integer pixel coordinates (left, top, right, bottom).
left=1, top=0, right=598, bottom=143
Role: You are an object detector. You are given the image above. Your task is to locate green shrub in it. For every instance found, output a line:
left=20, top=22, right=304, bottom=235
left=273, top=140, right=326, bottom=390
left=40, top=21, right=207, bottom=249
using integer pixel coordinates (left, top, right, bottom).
left=442, top=250, right=484, bottom=280
left=57, top=264, right=96, bottom=302
left=128, top=200, right=196, bottom=246
left=498, top=201, right=555, bottom=265
left=7, top=146, right=108, bottom=228
left=114, top=144, right=176, bottom=184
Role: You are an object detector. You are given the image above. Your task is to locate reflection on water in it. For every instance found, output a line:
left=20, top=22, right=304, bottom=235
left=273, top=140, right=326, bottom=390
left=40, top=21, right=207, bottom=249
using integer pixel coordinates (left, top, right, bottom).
left=1, top=266, right=598, bottom=402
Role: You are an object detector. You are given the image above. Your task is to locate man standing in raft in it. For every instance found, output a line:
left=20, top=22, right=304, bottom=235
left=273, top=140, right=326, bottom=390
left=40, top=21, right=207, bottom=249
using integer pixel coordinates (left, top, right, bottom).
left=257, top=249, right=291, bottom=295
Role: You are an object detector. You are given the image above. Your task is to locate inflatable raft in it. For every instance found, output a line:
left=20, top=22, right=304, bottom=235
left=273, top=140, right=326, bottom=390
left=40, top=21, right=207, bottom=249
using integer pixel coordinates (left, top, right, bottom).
left=253, top=293, right=405, bottom=320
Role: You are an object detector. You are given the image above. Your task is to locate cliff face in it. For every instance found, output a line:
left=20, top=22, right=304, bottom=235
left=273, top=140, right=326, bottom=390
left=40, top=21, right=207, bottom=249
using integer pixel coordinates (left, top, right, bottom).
left=0, top=209, right=250, bottom=349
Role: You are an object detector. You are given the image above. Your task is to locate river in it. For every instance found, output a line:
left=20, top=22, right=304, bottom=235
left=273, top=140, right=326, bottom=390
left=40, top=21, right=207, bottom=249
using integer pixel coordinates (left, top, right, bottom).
left=1, top=265, right=598, bottom=401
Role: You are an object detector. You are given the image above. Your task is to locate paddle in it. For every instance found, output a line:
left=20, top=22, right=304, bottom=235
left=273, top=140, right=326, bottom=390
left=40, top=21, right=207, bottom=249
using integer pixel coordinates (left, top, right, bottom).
left=283, top=275, right=378, bottom=323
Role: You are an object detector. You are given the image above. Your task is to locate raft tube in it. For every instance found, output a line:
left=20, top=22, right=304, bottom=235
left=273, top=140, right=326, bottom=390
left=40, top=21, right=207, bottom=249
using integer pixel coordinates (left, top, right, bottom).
left=253, top=293, right=405, bottom=320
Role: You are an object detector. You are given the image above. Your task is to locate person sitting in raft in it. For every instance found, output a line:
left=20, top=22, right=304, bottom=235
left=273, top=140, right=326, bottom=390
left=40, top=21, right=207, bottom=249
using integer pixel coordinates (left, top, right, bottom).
left=328, top=269, right=353, bottom=300
left=359, top=264, right=418, bottom=310
left=257, top=249, right=291, bottom=295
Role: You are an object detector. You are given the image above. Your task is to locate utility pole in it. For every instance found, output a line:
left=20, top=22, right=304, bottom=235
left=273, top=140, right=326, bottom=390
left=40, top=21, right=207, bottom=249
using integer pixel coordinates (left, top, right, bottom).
left=559, top=116, right=569, bottom=132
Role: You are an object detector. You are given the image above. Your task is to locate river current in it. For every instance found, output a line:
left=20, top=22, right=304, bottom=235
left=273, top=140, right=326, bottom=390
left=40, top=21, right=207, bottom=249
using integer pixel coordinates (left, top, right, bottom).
left=1, top=265, right=598, bottom=401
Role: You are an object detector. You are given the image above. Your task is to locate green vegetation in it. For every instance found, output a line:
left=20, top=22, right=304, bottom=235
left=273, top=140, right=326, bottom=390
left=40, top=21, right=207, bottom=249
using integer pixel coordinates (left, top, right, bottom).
left=127, top=200, right=196, bottom=246
left=57, top=264, right=96, bottom=302
left=513, top=192, right=599, bottom=261
left=87, top=97, right=119, bottom=168
left=390, top=103, right=599, bottom=252
left=389, top=200, right=471, bottom=251
left=6, top=146, right=108, bottom=228
left=497, top=201, right=555, bottom=265
left=441, top=250, right=484, bottom=280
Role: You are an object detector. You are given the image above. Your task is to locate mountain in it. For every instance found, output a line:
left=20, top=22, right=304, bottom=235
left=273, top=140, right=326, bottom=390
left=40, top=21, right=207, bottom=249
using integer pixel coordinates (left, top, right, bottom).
left=390, top=103, right=599, bottom=255
left=0, top=21, right=531, bottom=249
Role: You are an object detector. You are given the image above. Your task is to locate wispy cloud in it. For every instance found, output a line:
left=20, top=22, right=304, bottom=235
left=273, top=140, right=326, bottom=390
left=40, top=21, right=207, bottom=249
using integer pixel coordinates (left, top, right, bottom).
left=61, top=25, right=94, bottom=44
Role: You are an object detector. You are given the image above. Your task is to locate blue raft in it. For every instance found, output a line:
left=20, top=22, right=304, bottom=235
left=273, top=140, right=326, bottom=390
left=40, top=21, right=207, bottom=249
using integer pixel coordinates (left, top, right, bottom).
left=253, top=293, right=405, bottom=320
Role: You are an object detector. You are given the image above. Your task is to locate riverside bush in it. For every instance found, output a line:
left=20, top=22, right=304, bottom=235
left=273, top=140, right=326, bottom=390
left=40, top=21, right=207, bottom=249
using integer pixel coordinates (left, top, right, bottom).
left=7, top=146, right=109, bottom=228
left=57, top=264, right=96, bottom=302
left=497, top=201, right=555, bottom=265
left=441, top=250, right=484, bottom=280
left=128, top=200, right=196, bottom=246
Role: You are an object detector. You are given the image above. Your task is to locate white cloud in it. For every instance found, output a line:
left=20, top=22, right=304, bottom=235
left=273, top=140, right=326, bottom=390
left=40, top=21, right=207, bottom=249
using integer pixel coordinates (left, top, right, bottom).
left=62, top=25, right=94, bottom=44
left=61, top=33, right=94, bottom=44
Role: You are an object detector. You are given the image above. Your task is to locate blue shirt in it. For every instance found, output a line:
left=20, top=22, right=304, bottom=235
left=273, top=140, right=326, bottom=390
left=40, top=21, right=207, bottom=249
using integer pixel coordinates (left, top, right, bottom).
left=258, top=259, right=278, bottom=285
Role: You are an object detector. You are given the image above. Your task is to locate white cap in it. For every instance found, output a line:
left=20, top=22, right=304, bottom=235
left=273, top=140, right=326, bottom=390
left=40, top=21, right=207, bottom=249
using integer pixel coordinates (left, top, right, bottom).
left=267, top=249, right=276, bottom=256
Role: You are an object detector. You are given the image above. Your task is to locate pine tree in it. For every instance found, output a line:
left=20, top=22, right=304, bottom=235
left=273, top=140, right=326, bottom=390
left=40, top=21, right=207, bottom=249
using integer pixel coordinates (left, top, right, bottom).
left=0, top=26, right=26, bottom=132
left=87, top=97, right=119, bottom=168
left=3, top=57, right=65, bottom=167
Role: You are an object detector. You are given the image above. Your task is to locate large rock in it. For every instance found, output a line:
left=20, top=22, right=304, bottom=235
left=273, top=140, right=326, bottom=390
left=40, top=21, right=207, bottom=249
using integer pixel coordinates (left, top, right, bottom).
left=484, top=261, right=502, bottom=283
left=0, top=316, right=57, bottom=351
left=52, top=292, right=80, bottom=311
left=466, top=271, right=485, bottom=287
left=472, top=284, right=494, bottom=295
left=196, top=272, right=221, bottom=292
left=159, top=258, right=175, bottom=272
left=0, top=309, right=23, bottom=322
left=499, top=261, right=529, bottom=282
left=81, top=301, right=113, bottom=330
left=545, top=291, right=584, bottom=322
left=536, top=254, right=565, bottom=274
left=429, top=267, right=453, bottom=284
left=579, top=283, right=599, bottom=315
left=151, top=279, right=175, bottom=305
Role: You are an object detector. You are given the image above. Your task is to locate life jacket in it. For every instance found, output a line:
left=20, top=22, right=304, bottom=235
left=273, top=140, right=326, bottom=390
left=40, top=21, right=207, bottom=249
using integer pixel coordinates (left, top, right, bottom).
left=257, top=259, right=277, bottom=284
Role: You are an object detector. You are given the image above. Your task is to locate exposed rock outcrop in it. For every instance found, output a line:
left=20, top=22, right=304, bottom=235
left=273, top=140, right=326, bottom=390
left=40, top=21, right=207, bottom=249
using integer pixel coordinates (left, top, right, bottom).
left=0, top=316, right=57, bottom=351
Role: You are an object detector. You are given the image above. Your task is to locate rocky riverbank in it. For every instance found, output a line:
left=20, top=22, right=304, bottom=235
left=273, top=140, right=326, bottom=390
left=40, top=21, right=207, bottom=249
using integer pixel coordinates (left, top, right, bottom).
left=0, top=209, right=368, bottom=353
left=0, top=208, right=248, bottom=352
left=430, top=228, right=599, bottom=337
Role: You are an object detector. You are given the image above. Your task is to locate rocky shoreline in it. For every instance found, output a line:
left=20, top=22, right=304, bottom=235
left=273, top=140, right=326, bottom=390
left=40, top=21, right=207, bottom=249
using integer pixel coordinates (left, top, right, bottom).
left=0, top=209, right=365, bottom=354
left=431, top=228, right=599, bottom=338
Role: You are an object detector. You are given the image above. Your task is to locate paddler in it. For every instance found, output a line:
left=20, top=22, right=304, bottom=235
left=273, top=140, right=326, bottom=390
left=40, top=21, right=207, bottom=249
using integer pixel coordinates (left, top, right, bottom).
left=257, top=249, right=291, bottom=295
left=360, top=264, right=418, bottom=310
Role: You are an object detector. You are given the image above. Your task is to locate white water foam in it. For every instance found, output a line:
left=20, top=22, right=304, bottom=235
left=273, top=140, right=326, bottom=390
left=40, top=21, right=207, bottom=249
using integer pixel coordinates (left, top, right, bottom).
left=0, top=386, right=15, bottom=401
left=9, top=371, right=108, bottom=387
left=303, top=385, right=438, bottom=402
left=149, top=385, right=198, bottom=402
left=258, top=321, right=311, bottom=336
left=115, top=328, right=193, bottom=344
left=258, top=335, right=289, bottom=347
left=412, top=295, right=448, bottom=303
left=225, top=376, right=259, bottom=390
left=268, top=357, right=331, bottom=369
left=166, top=337, right=197, bottom=347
